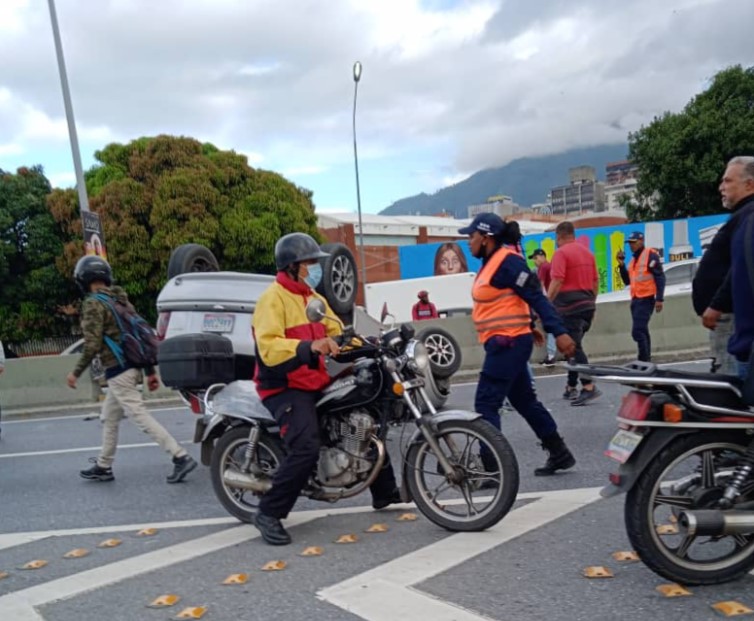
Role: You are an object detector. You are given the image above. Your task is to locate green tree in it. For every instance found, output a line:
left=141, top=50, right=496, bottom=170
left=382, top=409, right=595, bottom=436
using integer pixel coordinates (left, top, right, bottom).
left=0, top=166, right=77, bottom=340
left=626, top=65, right=754, bottom=221
left=53, top=135, right=321, bottom=319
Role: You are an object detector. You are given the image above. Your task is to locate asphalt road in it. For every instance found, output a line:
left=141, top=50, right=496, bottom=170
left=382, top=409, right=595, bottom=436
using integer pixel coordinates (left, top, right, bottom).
left=1, top=361, right=752, bottom=621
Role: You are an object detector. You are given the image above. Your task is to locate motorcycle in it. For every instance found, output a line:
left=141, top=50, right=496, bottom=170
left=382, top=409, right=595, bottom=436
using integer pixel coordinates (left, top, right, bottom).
left=189, top=299, right=520, bottom=532
left=570, top=360, right=754, bottom=585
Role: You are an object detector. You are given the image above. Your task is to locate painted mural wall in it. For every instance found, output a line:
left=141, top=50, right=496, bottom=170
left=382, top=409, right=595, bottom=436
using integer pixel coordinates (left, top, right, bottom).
left=399, top=213, right=729, bottom=293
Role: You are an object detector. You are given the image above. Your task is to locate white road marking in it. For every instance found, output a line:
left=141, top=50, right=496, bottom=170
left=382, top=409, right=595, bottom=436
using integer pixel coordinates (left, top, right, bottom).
left=0, top=499, right=423, bottom=620
left=2, top=406, right=186, bottom=425
left=0, top=440, right=192, bottom=460
left=0, top=488, right=602, bottom=621
left=318, top=486, right=603, bottom=621
left=0, top=489, right=554, bottom=552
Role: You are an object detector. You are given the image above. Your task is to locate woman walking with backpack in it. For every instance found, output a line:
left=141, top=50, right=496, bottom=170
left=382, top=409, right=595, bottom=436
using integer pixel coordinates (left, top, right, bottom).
left=66, top=256, right=197, bottom=483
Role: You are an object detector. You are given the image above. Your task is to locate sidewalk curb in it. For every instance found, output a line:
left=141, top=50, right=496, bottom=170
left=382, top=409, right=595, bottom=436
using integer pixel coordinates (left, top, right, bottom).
left=450, top=347, right=711, bottom=384
left=2, top=349, right=711, bottom=421
left=2, top=397, right=185, bottom=421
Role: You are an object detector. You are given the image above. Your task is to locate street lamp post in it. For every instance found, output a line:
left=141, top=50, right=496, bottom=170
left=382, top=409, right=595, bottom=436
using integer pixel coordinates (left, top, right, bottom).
left=47, top=0, right=89, bottom=213
left=352, top=61, right=368, bottom=310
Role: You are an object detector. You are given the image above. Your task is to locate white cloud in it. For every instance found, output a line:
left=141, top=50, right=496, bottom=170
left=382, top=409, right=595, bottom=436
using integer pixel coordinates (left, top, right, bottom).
left=48, top=171, right=76, bottom=187
left=0, top=0, right=750, bottom=208
left=0, top=143, right=24, bottom=156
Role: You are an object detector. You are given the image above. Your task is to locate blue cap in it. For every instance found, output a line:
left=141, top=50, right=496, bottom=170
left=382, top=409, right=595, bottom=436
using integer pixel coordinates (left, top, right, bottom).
left=458, top=212, right=505, bottom=236
left=626, top=231, right=645, bottom=242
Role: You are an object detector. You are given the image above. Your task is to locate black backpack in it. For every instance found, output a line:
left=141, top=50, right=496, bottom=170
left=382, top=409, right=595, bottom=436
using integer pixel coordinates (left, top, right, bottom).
left=92, top=292, right=159, bottom=368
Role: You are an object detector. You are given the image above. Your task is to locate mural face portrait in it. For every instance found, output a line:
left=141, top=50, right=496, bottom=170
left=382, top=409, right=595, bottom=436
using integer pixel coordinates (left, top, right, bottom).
left=434, top=242, right=468, bottom=276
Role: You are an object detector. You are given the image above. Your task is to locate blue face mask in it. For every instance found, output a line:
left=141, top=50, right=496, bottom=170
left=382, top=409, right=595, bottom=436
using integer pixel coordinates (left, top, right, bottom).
left=303, top=263, right=323, bottom=289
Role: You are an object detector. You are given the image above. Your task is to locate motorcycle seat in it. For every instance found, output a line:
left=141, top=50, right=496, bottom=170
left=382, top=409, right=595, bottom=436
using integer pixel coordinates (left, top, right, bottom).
left=657, top=369, right=743, bottom=387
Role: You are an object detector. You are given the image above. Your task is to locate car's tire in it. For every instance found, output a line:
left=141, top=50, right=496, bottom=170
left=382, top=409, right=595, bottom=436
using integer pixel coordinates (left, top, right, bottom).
left=316, top=243, right=358, bottom=316
left=416, top=327, right=462, bottom=378
left=167, top=244, right=220, bottom=280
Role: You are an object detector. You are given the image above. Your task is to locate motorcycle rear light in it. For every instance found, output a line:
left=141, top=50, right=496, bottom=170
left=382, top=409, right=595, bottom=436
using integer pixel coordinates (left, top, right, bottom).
left=618, top=392, right=652, bottom=421
left=188, top=393, right=203, bottom=414
left=662, top=403, right=684, bottom=423
left=609, top=473, right=622, bottom=486
left=156, top=311, right=171, bottom=341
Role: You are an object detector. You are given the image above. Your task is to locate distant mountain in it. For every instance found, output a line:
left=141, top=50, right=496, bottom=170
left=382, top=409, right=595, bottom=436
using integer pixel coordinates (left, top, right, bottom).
left=379, top=143, right=628, bottom=218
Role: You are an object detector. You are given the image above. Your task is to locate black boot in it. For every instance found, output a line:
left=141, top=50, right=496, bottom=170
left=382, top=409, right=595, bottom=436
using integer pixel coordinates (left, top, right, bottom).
left=534, top=434, right=575, bottom=476
left=253, top=512, right=292, bottom=545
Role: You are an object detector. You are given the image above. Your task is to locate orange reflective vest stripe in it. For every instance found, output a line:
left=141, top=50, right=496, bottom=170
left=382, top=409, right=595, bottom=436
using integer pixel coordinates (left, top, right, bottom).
left=472, top=246, right=531, bottom=343
left=628, top=247, right=658, bottom=298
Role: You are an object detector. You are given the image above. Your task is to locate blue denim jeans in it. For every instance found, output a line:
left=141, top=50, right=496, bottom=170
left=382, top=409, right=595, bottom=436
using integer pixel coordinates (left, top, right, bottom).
left=546, top=333, right=556, bottom=359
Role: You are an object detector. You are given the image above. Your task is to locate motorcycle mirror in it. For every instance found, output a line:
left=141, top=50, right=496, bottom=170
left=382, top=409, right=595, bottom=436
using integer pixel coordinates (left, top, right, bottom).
left=305, top=298, right=345, bottom=329
left=305, top=299, right=327, bottom=323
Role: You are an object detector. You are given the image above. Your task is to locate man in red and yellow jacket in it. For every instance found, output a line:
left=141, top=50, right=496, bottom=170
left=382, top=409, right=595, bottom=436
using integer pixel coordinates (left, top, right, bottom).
left=617, top=231, right=665, bottom=362
left=459, top=214, right=577, bottom=477
left=252, top=233, right=399, bottom=545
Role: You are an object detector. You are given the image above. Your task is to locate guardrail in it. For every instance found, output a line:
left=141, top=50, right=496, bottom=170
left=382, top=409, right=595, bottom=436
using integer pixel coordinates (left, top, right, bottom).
left=1, top=293, right=709, bottom=414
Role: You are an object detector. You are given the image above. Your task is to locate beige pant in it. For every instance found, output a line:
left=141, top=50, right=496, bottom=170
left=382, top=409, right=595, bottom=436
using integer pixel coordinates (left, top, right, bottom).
left=97, top=368, right=186, bottom=468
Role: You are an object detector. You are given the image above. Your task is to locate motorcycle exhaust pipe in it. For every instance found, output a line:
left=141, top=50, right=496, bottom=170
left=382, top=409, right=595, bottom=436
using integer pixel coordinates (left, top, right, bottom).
left=223, top=469, right=272, bottom=493
left=678, top=510, right=754, bottom=537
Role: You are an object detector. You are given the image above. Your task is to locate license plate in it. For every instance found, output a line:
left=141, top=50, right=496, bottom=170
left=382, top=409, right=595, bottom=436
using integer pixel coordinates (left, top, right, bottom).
left=203, top=313, right=235, bottom=333
left=605, top=429, right=644, bottom=464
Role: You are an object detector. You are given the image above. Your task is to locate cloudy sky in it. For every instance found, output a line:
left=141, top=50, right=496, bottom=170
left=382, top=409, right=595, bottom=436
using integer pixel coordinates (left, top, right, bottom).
left=0, top=0, right=751, bottom=213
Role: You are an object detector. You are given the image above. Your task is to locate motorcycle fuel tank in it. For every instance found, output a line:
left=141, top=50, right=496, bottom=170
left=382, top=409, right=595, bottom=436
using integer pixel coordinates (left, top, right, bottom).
left=317, top=358, right=383, bottom=412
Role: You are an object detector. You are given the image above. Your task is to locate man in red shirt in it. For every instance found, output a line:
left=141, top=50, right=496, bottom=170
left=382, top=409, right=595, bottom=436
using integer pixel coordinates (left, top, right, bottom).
left=547, top=221, right=601, bottom=406
left=412, top=290, right=439, bottom=321
left=528, top=249, right=556, bottom=366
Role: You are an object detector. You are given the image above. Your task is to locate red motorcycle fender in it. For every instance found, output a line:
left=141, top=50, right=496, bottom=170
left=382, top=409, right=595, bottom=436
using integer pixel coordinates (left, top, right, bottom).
left=600, top=427, right=700, bottom=498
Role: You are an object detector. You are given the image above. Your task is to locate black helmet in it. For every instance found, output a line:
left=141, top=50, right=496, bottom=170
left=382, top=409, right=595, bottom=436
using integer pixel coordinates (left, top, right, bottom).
left=274, top=233, right=329, bottom=271
left=74, top=255, right=112, bottom=293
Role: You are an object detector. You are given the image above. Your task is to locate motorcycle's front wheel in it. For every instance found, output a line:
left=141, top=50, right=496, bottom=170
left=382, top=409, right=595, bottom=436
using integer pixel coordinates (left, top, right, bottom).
left=210, top=426, right=284, bottom=523
left=625, top=432, right=754, bottom=585
left=405, top=418, right=519, bottom=532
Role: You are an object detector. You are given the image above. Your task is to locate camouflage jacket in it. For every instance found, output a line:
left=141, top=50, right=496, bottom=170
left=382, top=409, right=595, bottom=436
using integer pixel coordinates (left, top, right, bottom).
left=72, top=286, right=154, bottom=378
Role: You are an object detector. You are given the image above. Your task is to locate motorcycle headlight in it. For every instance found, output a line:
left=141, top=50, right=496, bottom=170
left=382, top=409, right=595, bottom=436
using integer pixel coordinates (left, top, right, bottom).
left=406, top=339, right=430, bottom=373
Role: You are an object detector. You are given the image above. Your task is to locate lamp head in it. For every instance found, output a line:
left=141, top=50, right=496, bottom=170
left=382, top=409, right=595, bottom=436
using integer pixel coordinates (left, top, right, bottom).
left=353, top=61, right=362, bottom=82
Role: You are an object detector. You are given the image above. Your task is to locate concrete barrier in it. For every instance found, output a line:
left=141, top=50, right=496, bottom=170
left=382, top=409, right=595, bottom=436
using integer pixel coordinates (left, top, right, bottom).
left=412, top=292, right=710, bottom=374
left=1, top=355, right=175, bottom=413
left=0, top=294, right=710, bottom=414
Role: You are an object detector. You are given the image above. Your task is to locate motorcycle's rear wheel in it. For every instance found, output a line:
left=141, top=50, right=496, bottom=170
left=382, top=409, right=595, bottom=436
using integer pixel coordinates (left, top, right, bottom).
left=405, top=418, right=519, bottom=531
left=625, top=432, right=754, bottom=585
left=210, top=426, right=284, bottom=523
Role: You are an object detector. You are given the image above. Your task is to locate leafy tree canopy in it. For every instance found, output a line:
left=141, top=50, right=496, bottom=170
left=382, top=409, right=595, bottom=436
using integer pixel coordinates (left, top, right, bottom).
left=626, top=65, right=754, bottom=221
left=0, top=166, right=78, bottom=340
left=53, top=135, right=320, bottom=320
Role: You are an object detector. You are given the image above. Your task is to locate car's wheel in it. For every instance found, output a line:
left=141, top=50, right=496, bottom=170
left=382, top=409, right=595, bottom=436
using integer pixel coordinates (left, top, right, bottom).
left=316, top=243, right=358, bottom=316
left=167, top=244, right=220, bottom=280
left=417, top=327, right=462, bottom=378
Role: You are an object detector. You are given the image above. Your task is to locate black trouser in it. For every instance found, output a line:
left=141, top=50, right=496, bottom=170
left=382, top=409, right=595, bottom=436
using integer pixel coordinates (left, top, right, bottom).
left=562, top=309, right=595, bottom=388
left=475, top=334, right=558, bottom=466
left=258, top=389, right=397, bottom=519
left=630, top=297, right=655, bottom=362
